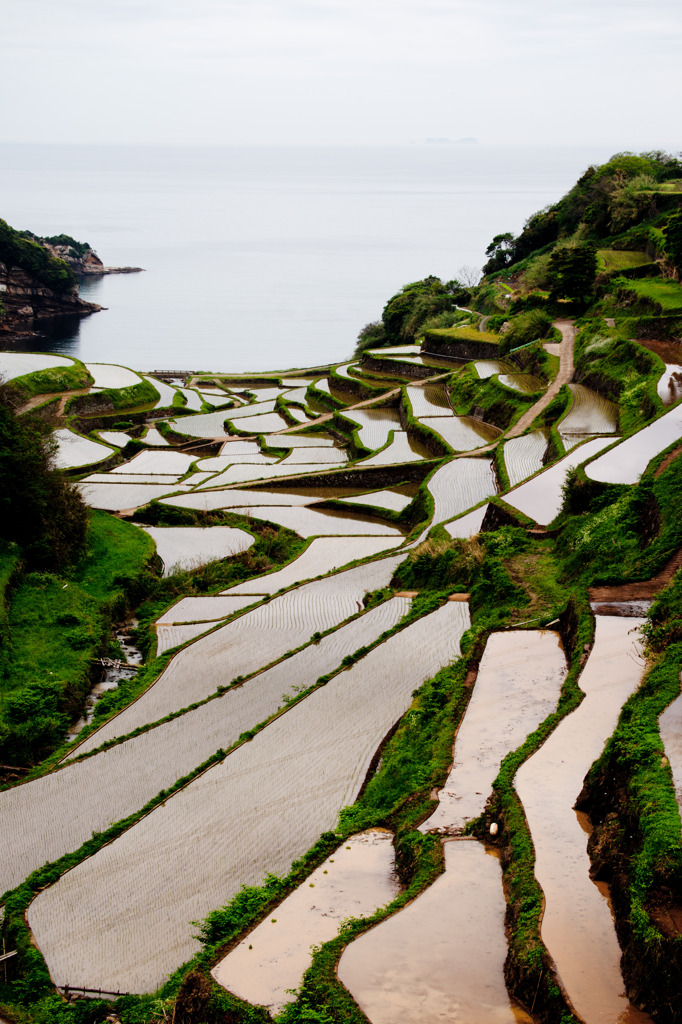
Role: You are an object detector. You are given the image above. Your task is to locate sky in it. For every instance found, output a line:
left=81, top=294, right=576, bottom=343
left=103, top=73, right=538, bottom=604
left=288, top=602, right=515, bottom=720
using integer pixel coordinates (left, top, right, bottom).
left=2, top=0, right=681, bottom=148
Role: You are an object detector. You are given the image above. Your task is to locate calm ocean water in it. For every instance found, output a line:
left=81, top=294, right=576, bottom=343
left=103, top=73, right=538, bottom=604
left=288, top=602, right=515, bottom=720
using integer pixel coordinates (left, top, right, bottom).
left=0, top=143, right=618, bottom=373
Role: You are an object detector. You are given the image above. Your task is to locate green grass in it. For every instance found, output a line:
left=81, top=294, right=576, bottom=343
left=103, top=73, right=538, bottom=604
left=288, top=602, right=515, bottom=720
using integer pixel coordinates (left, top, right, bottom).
left=620, top=276, right=682, bottom=311
left=426, top=324, right=500, bottom=344
left=0, top=512, right=158, bottom=765
left=5, top=361, right=91, bottom=403
left=70, top=510, right=156, bottom=607
left=597, top=249, right=653, bottom=272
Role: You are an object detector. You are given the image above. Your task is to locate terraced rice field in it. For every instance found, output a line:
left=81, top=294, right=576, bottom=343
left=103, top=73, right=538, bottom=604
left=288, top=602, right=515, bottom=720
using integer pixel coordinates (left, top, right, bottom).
left=497, top=372, right=544, bottom=394
left=659, top=694, right=682, bottom=814
left=338, top=842, right=529, bottom=1024
left=84, top=363, right=142, bottom=388
left=223, top=537, right=404, bottom=594
left=443, top=503, right=488, bottom=538
left=421, top=631, right=566, bottom=833
left=278, top=447, right=348, bottom=464
left=0, top=351, right=74, bottom=380
left=2, top=601, right=409, bottom=897
left=427, top=458, right=497, bottom=526
left=139, top=526, right=254, bottom=575
left=419, top=415, right=500, bottom=451
left=341, top=408, right=402, bottom=450
left=157, top=595, right=259, bottom=623
left=405, top=384, right=451, bottom=417
left=657, top=365, right=682, bottom=405
left=559, top=384, right=618, bottom=443
left=226, top=411, right=290, bottom=433
left=585, top=402, right=682, bottom=484
left=72, top=556, right=405, bottom=750
left=224, top=399, right=279, bottom=419
left=97, top=431, right=133, bottom=447
left=28, top=602, right=468, bottom=993
left=212, top=830, right=399, bottom=1015
left=155, top=622, right=219, bottom=654
left=170, top=409, right=233, bottom=437
left=111, top=450, right=196, bottom=475
left=358, top=431, right=432, bottom=466
left=261, top=433, right=336, bottom=447
left=142, top=427, right=169, bottom=446
left=51, top=429, right=114, bottom=469
left=502, top=429, right=549, bottom=487
left=78, top=481, right=189, bottom=511
left=83, top=473, right=182, bottom=486
left=177, top=388, right=203, bottom=411
left=142, top=375, right=177, bottom=408
left=515, top=617, right=647, bottom=1024
left=472, top=359, right=513, bottom=379
left=342, top=489, right=413, bottom=513
left=504, top=437, right=613, bottom=525
left=223, top=505, right=403, bottom=537
left=196, top=389, right=233, bottom=407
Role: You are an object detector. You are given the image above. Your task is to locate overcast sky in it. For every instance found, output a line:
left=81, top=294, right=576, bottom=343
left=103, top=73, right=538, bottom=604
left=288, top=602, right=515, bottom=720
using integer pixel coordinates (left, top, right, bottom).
left=2, top=0, right=680, bottom=147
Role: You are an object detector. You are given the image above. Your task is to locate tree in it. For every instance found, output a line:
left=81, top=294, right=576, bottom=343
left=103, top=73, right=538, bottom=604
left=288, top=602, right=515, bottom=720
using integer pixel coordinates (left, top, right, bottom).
left=664, top=212, right=682, bottom=276
left=547, top=244, right=598, bottom=303
left=0, top=386, right=88, bottom=568
left=482, top=233, right=515, bottom=275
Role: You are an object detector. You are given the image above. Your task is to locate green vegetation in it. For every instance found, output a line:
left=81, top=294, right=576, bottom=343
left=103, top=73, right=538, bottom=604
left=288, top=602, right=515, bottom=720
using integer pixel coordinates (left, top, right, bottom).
left=0, top=511, right=155, bottom=766
left=0, top=389, right=88, bottom=569
left=17, top=230, right=92, bottom=259
left=449, top=364, right=537, bottom=430
left=0, top=219, right=76, bottom=293
left=615, top=275, right=682, bottom=312
left=571, top=319, right=663, bottom=432
left=597, top=249, right=653, bottom=272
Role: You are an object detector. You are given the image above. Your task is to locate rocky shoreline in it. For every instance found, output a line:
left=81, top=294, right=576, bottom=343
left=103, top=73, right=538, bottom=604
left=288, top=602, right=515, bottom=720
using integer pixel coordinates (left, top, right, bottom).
left=0, top=239, right=143, bottom=342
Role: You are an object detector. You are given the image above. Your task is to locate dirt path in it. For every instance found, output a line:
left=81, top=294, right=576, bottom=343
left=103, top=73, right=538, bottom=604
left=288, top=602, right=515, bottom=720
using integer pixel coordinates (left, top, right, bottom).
left=16, top=388, right=93, bottom=416
left=505, top=319, right=575, bottom=439
left=588, top=548, right=682, bottom=602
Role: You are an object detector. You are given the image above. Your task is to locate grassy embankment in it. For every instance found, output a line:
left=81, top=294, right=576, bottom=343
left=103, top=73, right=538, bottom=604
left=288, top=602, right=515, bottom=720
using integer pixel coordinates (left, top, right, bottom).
left=0, top=512, right=156, bottom=767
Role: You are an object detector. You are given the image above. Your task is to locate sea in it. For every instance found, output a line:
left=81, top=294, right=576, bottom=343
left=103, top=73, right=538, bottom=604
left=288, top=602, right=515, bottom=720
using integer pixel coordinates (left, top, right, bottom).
left=0, top=142, right=620, bottom=374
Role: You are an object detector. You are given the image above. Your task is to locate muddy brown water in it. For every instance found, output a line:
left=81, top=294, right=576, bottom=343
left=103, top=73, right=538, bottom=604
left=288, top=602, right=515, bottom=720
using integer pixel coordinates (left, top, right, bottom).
left=211, top=829, right=399, bottom=1015
left=659, top=685, right=682, bottom=816
left=515, top=617, right=652, bottom=1024
left=421, top=630, right=566, bottom=834
left=338, top=841, right=532, bottom=1024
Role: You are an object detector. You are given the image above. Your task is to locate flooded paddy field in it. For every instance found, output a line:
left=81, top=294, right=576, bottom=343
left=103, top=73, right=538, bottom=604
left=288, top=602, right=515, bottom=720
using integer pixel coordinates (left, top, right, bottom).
left=558, top=383, right=619, bottom=448
left=659, top=691, right=682, bottom=814
left=52, top=429, right=114, bottom=469
left=339, top=841, right=531, bottom=1024
left=515, top=617, right=649, bottom=1024
left=427, top=457, right=497, bottom=526
left=6, top=321, right=681, bottom=1022
left=1, top=601, right=409, bottom=896
left=222, top=504, right=403, bottom=537
left=222, top=536, right=404, bottom=594
left=502, top=429, right=549, bottom=487
left=28, top=603, right=470, bottom=993
left=585, top=402, right=682, bottom=484
left=358, top=431, right=433, bottom=466
left=504, top=436, right=613, bottom=524
left=340, top=408, right=402, bottom=451
left=421, top=630, right=566, bottom=834
left=212, top=829, right=399, bottom=1015
left=419, top=414, right=500, bottom=451
left=71, top=556, right=405, bottom=751
left=138, top=525, right=254, bottom=575
left=405, top=384, right=451, bottom=417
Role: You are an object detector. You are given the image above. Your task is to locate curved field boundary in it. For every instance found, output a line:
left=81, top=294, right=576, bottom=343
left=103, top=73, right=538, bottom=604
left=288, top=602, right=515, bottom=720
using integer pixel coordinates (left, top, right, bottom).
left=0, top=600, right=409, bottom=898
left=69, top=555, right=405, bottom=753
left=26, top=603, right=470, bottom=994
